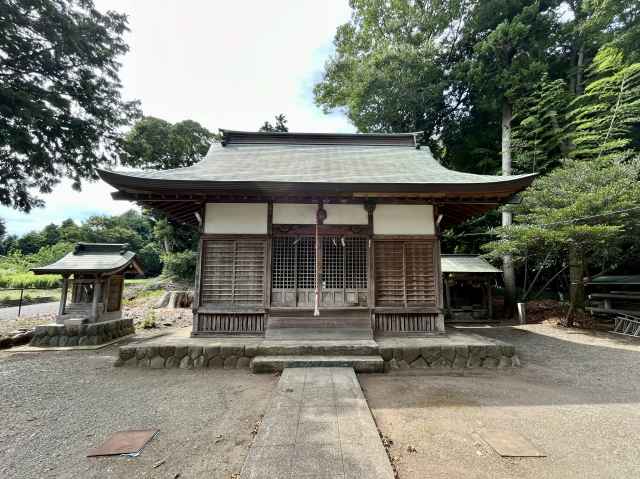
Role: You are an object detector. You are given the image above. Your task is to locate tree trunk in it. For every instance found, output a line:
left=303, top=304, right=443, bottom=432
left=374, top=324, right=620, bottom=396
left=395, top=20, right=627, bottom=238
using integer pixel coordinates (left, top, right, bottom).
left=502, top=100, right=516, bottom=319
left=163, top=238, right=172, bottom=254
left=576, top=45, right=585, bottom=95
left=566, top=244, right=585, bottom=327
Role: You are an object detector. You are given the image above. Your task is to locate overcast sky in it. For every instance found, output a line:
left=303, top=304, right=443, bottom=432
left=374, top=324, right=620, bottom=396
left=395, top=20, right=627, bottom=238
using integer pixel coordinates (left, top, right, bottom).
left=1, top=0, right=354, bottom=237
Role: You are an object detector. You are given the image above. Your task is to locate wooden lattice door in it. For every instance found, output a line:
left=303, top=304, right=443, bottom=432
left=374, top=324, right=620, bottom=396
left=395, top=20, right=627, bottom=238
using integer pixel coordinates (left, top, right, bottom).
left=271, top=235, right=368, bottom=307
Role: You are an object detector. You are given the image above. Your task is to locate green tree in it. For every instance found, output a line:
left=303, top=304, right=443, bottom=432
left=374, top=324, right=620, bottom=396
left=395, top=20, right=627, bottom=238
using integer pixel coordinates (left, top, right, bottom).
left=0, top=0, right=140, bottom=211
left=121, top=116, right=216, bottom=169
left=17, top=231, right=45, bottom=255
left=259, top=114, right=289, bottom=132
left=314, top=0, right=468, bottom=151
left=59, top=219, right=86, bottom=243
left=484, top=158, right=640, bottom=322
left=568, top=46, right=640, bottom=161
left=512, top=75, right=571, bottom=173
left=459, top=0, right=558, bottom=315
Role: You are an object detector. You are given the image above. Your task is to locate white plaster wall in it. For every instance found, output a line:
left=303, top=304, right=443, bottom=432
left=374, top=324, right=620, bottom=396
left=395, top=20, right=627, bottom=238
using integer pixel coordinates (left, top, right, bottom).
left=273, top=203, right=368, bottom=225
left=204, top=203, right=268, bottom=234
left=373, top=204, right=434, bottom=235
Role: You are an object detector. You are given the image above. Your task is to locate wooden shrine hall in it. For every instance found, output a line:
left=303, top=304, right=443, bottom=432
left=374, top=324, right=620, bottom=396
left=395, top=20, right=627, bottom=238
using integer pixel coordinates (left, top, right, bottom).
left=100, top=130, right=534, bottom=339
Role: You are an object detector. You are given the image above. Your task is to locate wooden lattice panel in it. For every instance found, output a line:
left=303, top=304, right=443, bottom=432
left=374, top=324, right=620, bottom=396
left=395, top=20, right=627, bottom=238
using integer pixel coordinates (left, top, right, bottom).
left=374, top=239, right=436, bottom=307
left=405, top=241, right=436, bottom=306
left=271, top=235, right=368, bottom=307
left=373, top=312, right=438, bottom=334
left=374, top=241, right=405, bottom=306
left=200, top=238, right=266, bottom=306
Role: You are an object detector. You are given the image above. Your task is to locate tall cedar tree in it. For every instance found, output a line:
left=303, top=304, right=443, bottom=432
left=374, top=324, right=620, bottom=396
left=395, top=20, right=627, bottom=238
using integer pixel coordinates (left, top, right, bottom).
left=0, top=0, right=140, bottom=211
left=459, top=0, right=557, bottom=316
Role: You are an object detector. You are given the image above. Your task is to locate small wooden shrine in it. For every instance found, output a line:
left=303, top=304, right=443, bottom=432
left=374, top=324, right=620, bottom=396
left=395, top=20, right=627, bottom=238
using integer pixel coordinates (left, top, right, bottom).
left=32, top=243, right=143, bottom=323
left=441, top=255, right=501, bottom=322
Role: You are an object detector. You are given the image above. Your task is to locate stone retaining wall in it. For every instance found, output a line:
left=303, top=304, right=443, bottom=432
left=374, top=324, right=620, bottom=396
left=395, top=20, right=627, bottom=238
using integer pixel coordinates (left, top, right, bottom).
left=379, top=343, right=520, bottom=371
left=114, top=343, right=256, bottom=369
left=30, top=318, right=134, bottom=347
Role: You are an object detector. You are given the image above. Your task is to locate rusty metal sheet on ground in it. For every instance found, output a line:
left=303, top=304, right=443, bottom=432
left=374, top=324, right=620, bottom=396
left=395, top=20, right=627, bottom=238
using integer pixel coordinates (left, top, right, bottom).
left=478, top=429, right=545, bottom=457
left=87, top=429, right=159, bottom=457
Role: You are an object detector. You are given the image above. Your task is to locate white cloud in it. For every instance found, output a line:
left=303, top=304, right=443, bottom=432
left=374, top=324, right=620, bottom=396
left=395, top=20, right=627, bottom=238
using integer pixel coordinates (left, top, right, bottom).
left=3, top=0, right=354, bottom=236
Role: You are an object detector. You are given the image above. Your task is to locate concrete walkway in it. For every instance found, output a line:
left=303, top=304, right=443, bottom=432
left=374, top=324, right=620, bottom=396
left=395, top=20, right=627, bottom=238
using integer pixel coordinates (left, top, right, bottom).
left=241, top=367, right=394, bottom=479
left=0, top=301, right=58, bottom=320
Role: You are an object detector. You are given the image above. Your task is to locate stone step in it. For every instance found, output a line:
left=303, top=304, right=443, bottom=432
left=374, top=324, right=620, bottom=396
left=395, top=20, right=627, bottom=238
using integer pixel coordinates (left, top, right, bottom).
left=267, top=316, right=372, bottom=329
left=251, top=355, right=384, bottom=373
left=258, top=339, right=379, bottom=356
left=269, top=308, right=369, bottom=318
left=265, top=327, right=373, bottom=341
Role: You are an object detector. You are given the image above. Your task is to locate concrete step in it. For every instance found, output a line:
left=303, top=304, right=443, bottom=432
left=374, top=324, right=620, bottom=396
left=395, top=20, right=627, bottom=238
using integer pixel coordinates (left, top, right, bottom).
left=258, top=339, right=379, bottom=356
left=251, top=355, right=384, bottom=373
left=265, top=327, right=373, bottom=341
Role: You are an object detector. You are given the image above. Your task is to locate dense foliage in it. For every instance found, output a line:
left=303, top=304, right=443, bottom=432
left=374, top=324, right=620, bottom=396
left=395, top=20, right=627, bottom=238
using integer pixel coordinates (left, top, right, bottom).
left=0, top=0, right=140, bottom=211
left=121, top=116, right=217, bottom=169
left=316, top=0, right=640, bottom=313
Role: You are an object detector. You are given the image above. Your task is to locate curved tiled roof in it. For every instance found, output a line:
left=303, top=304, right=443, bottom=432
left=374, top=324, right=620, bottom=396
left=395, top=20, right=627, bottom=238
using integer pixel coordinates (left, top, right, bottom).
left=97, top=130, right=536, bottom=226
left=31, top=243, right=142, bottom=275
left=100, top=142, right=534, bottom=189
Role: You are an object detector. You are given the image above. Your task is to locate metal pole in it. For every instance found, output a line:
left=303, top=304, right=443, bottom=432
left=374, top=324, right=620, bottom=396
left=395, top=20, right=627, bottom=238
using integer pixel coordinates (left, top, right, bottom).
left=18, top=288, right=23, bottom=317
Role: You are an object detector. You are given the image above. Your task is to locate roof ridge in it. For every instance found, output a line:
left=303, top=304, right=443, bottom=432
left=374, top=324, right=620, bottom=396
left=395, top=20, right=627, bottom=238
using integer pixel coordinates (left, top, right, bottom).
left=219, top=129, right=423, bottom=148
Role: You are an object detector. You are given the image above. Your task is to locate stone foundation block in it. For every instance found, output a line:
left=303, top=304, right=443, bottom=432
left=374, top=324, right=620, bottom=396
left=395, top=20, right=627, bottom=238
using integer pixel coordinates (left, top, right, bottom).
left=237, top=357, right=251, bottom=368
left=30, top=317, right=133, bottom=348
left=410, top=357, right=428, bottom=369
left=402, top=347, right=421, bottom=364
left=223, top=356, right=238, bottom=369
left=204, top=345, right=220, bottom=359
left=150, top=356, right=166, bottom=369
left=179, top=356, right=193, bottom=369
left=208, top=356, right=225, bottom=368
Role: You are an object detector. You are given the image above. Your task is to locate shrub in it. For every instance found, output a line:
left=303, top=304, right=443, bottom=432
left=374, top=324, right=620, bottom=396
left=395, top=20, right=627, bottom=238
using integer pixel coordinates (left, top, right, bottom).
left=161, top=250, right=197, bottom=281
left=138, top=243, right=162, bottom=277
left=29, top=242, right=73, bottom=267
left=139, top=310, right=157, bottom=329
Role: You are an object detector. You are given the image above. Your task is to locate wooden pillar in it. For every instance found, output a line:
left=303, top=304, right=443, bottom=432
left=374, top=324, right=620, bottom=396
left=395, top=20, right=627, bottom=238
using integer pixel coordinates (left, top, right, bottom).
left=103, top=275, right=111, bottom=314
left=487, top=281, right=494, bottom=320
left=58, top=276, right=69, bottom=316
left=92, top=276, right=102, bottom=322
left=365, top=202, right=376, bottom=311
left=433, top=206, right=445, bottom=333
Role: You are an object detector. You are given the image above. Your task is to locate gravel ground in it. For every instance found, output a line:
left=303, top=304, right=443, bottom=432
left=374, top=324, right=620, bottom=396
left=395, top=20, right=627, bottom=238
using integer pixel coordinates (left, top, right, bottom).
left=0, top=341, right=277, bottom=479
left=4, top=322, right=640, bottom=478
left=360, top=323, right=640, bottom=479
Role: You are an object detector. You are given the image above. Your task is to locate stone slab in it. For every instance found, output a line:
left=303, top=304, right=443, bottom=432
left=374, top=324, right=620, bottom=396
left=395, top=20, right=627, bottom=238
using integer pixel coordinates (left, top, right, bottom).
left=250, top=355, right=384, bottom=373
left=240, top=367, right=394, bottom=479
left=8, top=334, right=134, bottom=353
left=478, top=428, right=546, bottom=457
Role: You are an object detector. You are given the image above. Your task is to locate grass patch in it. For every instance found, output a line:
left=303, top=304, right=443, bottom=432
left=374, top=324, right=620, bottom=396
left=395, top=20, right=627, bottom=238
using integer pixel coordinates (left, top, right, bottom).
left=0, top=272, right=61, bottom=289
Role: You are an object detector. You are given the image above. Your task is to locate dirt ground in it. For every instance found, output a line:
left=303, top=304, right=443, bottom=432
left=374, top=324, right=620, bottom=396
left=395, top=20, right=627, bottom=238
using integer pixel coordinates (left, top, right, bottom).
left=0, top=340, right=277, bottom=479
left=3, top=323, right=640, bottom=478
left=361, top=323, right=640, bottom=479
